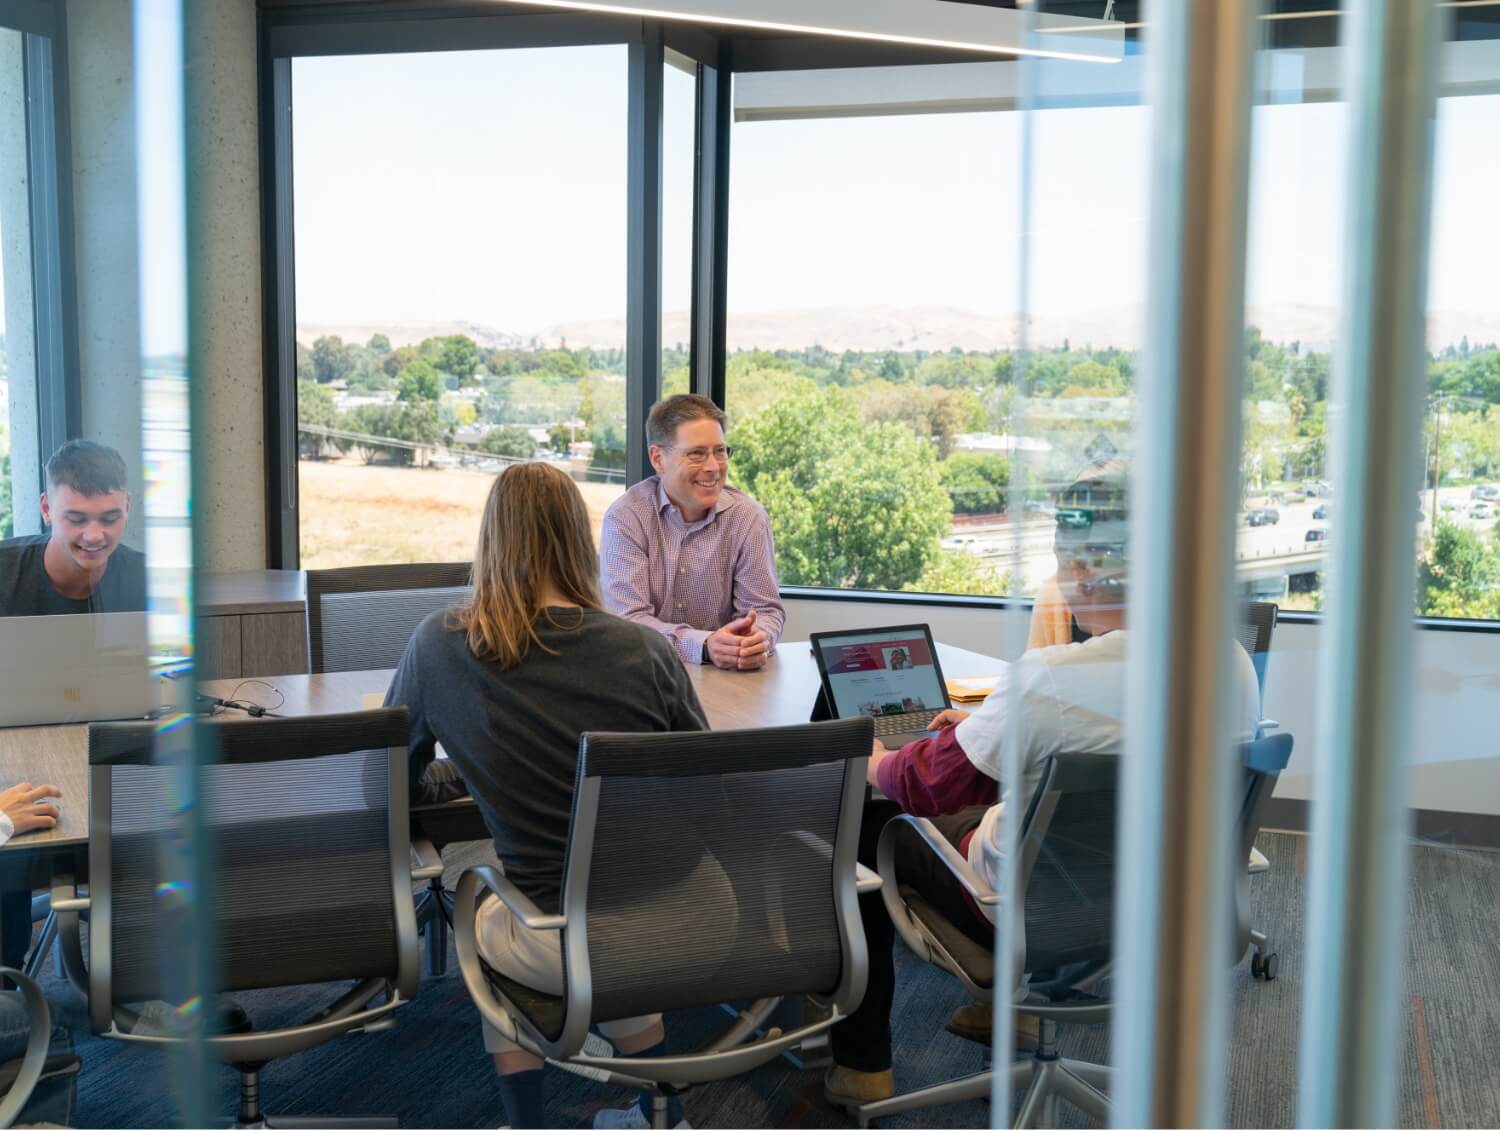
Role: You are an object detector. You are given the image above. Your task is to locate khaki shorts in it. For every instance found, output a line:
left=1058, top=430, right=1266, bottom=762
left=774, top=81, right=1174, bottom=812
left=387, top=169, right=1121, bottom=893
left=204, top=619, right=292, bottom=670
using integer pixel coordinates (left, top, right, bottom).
left=476, top=894, right=662, bottom=1054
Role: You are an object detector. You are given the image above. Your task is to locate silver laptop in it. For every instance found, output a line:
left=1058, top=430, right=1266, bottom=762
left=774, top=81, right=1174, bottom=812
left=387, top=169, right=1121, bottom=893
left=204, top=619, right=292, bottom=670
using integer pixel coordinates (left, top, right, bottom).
left=0, top=612, right=151, bottom=727
left=810, top=624, right=954, bottom=748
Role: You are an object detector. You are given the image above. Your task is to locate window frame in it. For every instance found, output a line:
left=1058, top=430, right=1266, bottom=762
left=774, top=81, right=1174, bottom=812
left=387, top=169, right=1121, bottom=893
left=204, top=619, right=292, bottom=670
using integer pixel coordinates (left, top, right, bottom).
left=0, top=0, right=81, bottom=531
left=255, top=4, right=1500, bottom=634
left=259, top=6, right=687, bottom=567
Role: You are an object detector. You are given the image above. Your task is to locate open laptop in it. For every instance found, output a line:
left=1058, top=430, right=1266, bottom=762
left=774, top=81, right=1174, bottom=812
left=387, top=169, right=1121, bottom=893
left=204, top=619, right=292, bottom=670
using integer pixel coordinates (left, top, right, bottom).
left=0, top=612, right=151, bottom=727
left=810, top=624, right=953, bottom=748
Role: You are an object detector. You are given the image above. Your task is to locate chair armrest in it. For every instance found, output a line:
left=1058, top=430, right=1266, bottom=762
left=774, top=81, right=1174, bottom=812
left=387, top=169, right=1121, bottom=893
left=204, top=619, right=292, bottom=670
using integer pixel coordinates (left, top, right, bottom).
left=879, top=814, right=1000, bottom=907
left=458, top=866, right=565, bottom=932
left=0, top=968, right=52, bottom=1130
left=855, top=862, right=882, bottom=895
left=410, top=836, right=444, bottom=881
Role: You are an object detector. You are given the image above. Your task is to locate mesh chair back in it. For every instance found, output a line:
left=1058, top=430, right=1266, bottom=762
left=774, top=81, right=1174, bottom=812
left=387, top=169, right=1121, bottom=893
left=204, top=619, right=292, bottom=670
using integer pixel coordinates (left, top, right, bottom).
left=1237, top=601, right=1279, bottom=693
left=567, top=719, right=871, bottom=1024
left=305, top=562, right=473, bottom=673
left=1017, top=753, right=1120, bottom=973
left=88, top=710, right=413, bottom=1017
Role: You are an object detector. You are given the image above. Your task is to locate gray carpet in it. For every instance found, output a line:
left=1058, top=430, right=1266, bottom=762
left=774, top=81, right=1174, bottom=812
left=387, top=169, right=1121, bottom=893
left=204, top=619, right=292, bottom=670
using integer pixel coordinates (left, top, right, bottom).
left=28, top=830, right=1500, bottom=1128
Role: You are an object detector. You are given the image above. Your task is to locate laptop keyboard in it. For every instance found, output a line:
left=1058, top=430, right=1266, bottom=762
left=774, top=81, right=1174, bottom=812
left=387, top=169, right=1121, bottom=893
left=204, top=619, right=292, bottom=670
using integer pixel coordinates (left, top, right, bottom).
left=872, top=710, right=941, bottom=737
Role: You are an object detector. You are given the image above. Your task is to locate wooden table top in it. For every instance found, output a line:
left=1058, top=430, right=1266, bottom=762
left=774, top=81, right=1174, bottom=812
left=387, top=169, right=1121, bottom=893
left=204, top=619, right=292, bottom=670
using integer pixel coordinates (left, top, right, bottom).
left=196, top=570, right=306, bottom=616
left=0, top=641, right=1005, bottom=855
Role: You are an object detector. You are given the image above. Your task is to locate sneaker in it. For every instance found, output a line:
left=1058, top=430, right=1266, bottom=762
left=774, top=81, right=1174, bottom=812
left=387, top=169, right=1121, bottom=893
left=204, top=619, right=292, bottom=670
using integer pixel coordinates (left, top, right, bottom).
left=945, top=1005, right=1040, bottom=1056
left=823, top=1065, right=896, bottom=1111
left=591, top=1105, right=691, bottom=1129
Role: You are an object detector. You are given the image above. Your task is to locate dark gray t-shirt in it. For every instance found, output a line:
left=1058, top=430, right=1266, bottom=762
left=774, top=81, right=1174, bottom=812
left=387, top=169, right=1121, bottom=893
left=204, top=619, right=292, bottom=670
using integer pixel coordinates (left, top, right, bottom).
left=0, top=533, right=148, bottom=616
left=385, top=606, right=709, bottom=912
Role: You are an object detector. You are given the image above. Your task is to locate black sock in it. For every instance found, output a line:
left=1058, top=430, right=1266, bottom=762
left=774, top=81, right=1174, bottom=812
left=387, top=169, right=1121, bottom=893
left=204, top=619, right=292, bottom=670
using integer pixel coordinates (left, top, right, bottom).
left=629, top=1041, right=683, bottom=1126
left=496, top=1068, right=545, bottom=1129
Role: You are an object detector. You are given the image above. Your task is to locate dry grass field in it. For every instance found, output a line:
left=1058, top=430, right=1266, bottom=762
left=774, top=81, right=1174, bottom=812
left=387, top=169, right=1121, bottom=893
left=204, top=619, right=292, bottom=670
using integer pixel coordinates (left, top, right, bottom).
left=298, top=458, right=624, bottom=569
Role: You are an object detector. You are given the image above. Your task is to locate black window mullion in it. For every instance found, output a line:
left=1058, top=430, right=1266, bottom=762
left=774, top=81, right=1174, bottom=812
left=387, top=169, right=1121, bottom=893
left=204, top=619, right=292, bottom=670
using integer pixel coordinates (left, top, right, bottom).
left=22, top=24, right=79, bottom=464
left=260, top=50, right=299, bottom=568
left=626, top=21, right=665, bottom=483
left=689, top=46, right=730, bottom=410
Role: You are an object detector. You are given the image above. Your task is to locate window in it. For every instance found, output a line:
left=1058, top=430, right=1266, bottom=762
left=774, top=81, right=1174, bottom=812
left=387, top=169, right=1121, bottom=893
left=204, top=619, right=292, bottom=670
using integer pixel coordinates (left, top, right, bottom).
left=1415, top=88, right=1500, bottom=622
left=723, top=49, right=1500, bottom=621
left=0, top=26, right=29, bottom=540
left=290, top=46, right=630, bottom=569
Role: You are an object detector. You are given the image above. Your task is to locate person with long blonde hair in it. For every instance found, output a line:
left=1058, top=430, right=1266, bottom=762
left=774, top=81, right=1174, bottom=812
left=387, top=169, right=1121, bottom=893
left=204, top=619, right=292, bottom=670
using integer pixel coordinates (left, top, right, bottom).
left=386, top=462, right=707, bottom=1129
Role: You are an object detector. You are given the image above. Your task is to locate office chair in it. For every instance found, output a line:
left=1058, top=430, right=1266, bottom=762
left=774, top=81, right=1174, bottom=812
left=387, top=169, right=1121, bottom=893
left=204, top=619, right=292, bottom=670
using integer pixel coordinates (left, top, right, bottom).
left=1237, top=602, right=1281, bottom=885
left=453, top=718, right=881, bottom=1130
left=55, top=709, right=424, bottom=1128
left=304, top=561, right=473, bottom=674
left=305, top=560, right=476, bottom=976
left=0, top=967, right=78, bottom=1129
left=856, top=732, right=1294, bottom=1128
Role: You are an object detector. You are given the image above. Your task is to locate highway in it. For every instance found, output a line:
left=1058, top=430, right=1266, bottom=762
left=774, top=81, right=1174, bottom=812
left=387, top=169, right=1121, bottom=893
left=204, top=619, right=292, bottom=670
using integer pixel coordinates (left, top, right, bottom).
left=943, top=484, right=1497, bottom=590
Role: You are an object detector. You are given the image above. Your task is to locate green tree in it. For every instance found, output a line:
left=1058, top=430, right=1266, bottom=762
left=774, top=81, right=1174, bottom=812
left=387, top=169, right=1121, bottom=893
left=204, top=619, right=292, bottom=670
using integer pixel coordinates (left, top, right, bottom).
left=311, top=335, right=355, bottom=384
left=477, top=426, right=535, bottom=459
left=859, top=384, right=985, bottom=458
left=901, top=551, right=1006, bottom=597
left=730, top=389, right=951, bottom=589
left=396, top=359, right=444, bottom=403
left=367, top=333, right=392, bottom=354
left=1419, top=520, right=1500, bottom=616
left=0, top=448, right=11, bottom=540
left=296, top=380, right=338, bottom=459
left=436, top=334, right=481, bottom=384
left=296, top=341, right=315, bottom=382
left=939, top=452, right=1012, bottom=515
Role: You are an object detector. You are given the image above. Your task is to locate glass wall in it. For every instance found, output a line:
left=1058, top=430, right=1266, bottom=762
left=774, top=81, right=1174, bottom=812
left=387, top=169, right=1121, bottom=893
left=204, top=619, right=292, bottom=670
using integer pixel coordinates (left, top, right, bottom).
left=0, top=26, right=29, bottom=542
left=0, top=1, right=209, bottom=1123
left=291, top=46, right=630, bottom=568
left=725, top=72, right=1027, bottom=596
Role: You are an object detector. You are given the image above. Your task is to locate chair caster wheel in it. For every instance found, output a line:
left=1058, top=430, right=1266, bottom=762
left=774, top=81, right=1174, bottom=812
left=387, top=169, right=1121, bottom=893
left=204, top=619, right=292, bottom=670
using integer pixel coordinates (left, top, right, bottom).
left=1251, top=952, right=1279, bottom=981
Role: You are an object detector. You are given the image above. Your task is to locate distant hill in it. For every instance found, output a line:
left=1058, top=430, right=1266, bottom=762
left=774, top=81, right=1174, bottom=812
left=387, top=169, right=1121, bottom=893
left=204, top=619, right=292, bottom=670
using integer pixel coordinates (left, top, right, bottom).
left=302, top=305, right=1500, bottom=355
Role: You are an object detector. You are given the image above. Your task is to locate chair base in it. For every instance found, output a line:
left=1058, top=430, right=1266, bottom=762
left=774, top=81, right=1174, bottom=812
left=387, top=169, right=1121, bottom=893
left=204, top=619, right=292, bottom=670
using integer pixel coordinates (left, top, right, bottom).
left=233, top=1118, right=397, bottom=1129
left=232, top=1066, right=398, bottom=1129
left=415, top=881, right=455, bottom=977
left=854, top=1018, right=1112, bottom=1129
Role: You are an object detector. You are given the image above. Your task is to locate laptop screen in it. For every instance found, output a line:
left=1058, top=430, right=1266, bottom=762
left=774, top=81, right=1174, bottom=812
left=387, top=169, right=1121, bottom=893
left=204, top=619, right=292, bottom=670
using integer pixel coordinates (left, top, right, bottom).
left=812, top=628, right=947, bottom=721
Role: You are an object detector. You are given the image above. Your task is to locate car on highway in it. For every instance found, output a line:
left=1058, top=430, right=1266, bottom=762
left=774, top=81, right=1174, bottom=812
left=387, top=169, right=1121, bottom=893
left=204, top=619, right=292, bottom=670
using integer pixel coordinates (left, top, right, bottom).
left=1305, top=527, right=1330, bottom=543
left=1312, top=503, right=1330, bottom=520
left=1246, top=507, right=1280, bottom=527
left=1471, top=484, right=1500, bottom=501
left=1471, top=503, right=1495, bottom=521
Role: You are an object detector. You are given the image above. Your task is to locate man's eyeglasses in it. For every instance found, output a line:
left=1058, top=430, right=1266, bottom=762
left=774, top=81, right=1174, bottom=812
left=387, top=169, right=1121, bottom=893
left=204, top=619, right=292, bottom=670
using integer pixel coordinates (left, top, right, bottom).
left=675, top=445, right=734, bottom=466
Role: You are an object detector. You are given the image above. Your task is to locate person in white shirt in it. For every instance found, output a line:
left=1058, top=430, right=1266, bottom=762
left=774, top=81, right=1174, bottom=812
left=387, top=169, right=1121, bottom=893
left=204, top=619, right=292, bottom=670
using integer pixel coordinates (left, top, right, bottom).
left=0, top=782, right=61, bottom=848
left=827, top=461, right=1261, bottom=1109
left=1, top=782, right=62, bottom=974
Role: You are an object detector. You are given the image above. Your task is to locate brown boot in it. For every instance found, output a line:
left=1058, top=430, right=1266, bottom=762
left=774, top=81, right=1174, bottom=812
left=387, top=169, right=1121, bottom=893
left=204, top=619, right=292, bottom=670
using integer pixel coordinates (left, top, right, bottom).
left=945, top=1005, right=1040, bottom=1056
left=824, top=1065, right=896, bottom=1111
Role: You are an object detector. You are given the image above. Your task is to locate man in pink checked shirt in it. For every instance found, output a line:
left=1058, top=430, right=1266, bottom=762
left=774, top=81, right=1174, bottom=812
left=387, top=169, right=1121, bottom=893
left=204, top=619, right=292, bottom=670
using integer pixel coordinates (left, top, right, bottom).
left=599, top=394, right=785, bottom=670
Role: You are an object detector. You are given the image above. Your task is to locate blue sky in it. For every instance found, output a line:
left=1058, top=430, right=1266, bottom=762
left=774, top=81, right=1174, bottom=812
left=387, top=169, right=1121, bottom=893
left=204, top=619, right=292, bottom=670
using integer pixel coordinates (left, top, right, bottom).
left=285, top=46, right=1500, bottom=340
left=2, top=44, right=1499, bottom=348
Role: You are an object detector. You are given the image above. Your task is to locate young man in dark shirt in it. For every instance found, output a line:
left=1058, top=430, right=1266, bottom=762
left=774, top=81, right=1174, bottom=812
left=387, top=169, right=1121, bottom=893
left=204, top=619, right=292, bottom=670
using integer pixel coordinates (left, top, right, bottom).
left=0, top=439, right=146, bottom=616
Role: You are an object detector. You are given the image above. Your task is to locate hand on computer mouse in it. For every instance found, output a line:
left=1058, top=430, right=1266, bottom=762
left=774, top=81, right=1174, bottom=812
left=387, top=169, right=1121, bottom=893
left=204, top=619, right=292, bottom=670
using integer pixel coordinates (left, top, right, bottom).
left=1, top=782, right=62, bottom=834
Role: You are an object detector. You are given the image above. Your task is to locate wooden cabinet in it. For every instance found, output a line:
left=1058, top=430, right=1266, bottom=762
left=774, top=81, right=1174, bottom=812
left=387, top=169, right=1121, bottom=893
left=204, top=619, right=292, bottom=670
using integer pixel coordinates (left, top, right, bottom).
left=197, top=572, right=309, bottom=680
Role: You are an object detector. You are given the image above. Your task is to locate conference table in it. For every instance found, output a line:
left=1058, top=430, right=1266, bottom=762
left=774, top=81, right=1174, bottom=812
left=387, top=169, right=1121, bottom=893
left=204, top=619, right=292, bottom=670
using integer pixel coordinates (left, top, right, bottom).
left=0, top=639, right=1008, bottom=865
